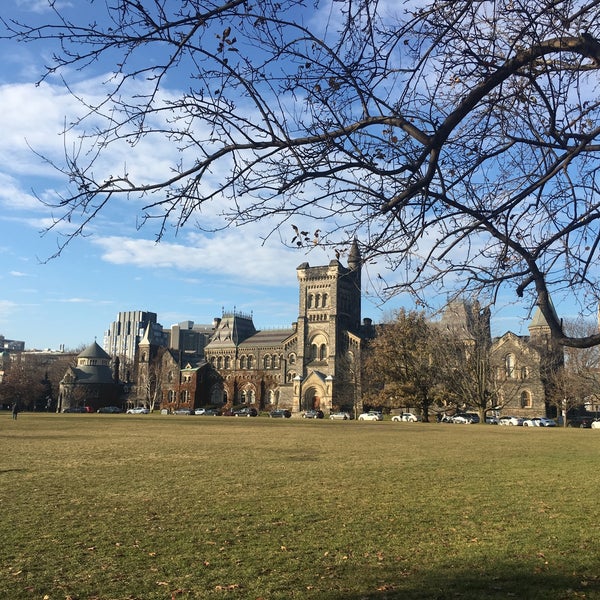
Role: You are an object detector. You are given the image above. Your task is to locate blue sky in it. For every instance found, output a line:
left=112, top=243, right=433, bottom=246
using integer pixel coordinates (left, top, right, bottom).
left=0, top=1, right=573, bottom=350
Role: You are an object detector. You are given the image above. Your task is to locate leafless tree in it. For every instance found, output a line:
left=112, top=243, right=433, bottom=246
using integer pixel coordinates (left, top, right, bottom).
left=4, top=1, right=600, bottom=346
left=547, top=318, right=600, bottom=420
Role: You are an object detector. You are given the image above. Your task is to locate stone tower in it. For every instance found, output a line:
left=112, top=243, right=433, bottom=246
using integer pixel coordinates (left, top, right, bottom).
left=293, top=240, right=363, bottom=412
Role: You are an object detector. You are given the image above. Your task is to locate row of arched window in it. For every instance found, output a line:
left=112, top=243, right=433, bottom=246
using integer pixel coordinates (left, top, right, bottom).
left=307, top=292, right=328, bottom=309
left=166, top=390, right=190, bottom=402
left=209, top=353, right=295, bottom=370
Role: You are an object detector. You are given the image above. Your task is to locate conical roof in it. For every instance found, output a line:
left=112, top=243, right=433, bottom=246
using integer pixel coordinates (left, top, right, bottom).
left=78, top=341, right=111, bottom=360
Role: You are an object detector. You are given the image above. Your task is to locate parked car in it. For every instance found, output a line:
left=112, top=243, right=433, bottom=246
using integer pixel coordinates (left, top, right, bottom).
left=303, top=409, right=324, bottom=419
left=499, top=415, right=523, bottom=426
left=329, top=411, right=351, bottom=420
left=233, top=407, right=258, bottom=417
left=63, top=406, right=87, bottom=413
left=523, top=417, right=557, bottom=427
left=201, top=408, right=222, bottom=416
left=452, top=413, right=479, bottom=424
left=97, top=406, right=122, bottom=413
left=358, top=411, right=383, bottom=421
left=452, top=414, right=471, bottom=424
left=485, top=415, right=500, bottom=425
left=567, top=416, right=594, bottom=428
left=126, top=406, right=149, bottom=414
left=391, top=412, right=418, bottom=422
left=194, top=408, right=206, bottom=415
left=270, top=409, right=291, bottom=418
left=591, top=420, right=600, bottom=429
left=173, top=408, right=193, bottom=415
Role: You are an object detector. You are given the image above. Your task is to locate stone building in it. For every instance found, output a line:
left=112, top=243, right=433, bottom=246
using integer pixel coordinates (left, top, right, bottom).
left=135, top=241, right=375, bottom=415
left=438, top=299, right=563, bottom=418
left=490, top=304, right=564, bottom=418
left=57, top=341, right=124, bottom=412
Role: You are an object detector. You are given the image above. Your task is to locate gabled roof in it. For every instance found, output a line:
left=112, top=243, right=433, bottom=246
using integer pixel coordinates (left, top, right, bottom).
left=238, top=328, right=295, bottom=348
left=206, top=312, right=257, bottom=348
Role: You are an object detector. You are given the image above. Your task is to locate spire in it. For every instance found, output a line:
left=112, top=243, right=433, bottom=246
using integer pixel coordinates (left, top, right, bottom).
left=528, top=297, right=558, bottom=338
left=348, top=238, right=361, bottom=271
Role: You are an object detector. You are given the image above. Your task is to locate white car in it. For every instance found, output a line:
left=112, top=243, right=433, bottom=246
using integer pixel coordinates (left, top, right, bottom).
left=358, top=411, right=383, bottom=421
left=499, top=416, right=523, bottom=426
left=329, top=411, right=351, bottom=420
left=591, top=420, right=600, bottom=429
left=126, top=406, right=149, bottom=414
left=523, top=417, right=556, bottom=427
left=391, top=413, right=418, bottom=422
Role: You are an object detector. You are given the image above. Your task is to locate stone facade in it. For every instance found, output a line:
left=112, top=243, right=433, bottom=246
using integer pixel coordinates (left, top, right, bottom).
left=135, top=241, right=374, bottom=415
left=57, top=341, right=123, bottom=411
left=438, top=299, right=563, bottom=418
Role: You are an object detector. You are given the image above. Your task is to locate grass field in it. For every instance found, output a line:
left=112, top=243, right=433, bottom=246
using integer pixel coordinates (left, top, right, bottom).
left=1, top=413, right=599, bottom=600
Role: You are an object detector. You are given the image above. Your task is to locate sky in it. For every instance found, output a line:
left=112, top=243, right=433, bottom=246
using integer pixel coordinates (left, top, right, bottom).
left=0, top=1, right=571, bottom=351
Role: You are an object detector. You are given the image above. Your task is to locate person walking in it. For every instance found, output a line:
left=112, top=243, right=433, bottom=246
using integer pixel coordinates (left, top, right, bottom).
left=12, top=402, right=18, bottom=420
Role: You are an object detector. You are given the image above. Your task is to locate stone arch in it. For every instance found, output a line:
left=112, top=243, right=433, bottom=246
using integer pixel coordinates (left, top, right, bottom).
left=302, top=385, right=324, bottom=411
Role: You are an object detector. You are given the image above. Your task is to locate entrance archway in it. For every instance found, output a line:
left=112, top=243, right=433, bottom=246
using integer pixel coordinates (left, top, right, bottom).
left=302, top=386, right=323, bottom=411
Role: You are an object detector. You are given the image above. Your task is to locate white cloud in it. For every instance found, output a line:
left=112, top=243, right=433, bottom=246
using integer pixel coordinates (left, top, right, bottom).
left=92, top=228, right=332, bottom=287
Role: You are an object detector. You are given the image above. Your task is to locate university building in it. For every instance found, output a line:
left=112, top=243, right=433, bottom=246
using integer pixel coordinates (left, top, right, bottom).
left=136, top=240, right=375, bottom=415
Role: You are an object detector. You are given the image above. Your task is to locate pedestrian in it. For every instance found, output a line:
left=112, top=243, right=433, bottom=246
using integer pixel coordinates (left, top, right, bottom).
left=12, top=402, right=18, bottom=420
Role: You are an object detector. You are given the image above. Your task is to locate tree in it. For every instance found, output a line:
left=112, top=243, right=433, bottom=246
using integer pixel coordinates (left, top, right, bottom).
left=0, top=361, right=46, bottom=411
left=363, top=309, right=441, bottom=421
left=547, top=318, right=600, bottom=422
left=4, top=1, right=600, bottom=347
left=436, top=330, right=523, bottom=423
left=138, top=347, right=167, bottom=412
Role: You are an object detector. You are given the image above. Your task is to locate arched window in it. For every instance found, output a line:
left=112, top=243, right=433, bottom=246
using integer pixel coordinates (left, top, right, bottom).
left=247, top=389, right=255, bottom=403
left=224, top=356, right=231, bottom=369
left=311, top=344, right=318, bottom=360
left=521, top=366, right=529, bottom=379
left=247, top=355, right=254, bottom=369
left=240, top=355, right=247, bottom=369
left=315, top=293, right=321, bottom=308
left=505, top=354, right=515, bottom=378
left=264, top=354, right=271, bottom=369
left=287, top=372, right=297, bottom=383
left=307, top=294, right=313, bottom=308
left=216, top=356, right=223, bottom=369
left=520, top=390, right=532, bottom=408
left=289, top=353, right=296, bottom=365
left=322, top=293, right=328, bottom=307
left=319, top=344, right=327, bottom=360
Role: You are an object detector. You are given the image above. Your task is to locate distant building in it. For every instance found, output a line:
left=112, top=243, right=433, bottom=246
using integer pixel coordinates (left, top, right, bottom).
left=57, top=341, right=124, bottom=412
left=0, top=335, right=25, bottom=352
left=437, top=299, right=563, bottom=418
left=104, top=310, right=167, bottom=369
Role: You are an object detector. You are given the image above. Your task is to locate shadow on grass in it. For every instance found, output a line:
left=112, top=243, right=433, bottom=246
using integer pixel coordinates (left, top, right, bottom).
left=320, top=565, right=599, bottom=599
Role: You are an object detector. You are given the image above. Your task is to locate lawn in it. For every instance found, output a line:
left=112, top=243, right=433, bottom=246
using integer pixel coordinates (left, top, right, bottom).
left=1, top=413, right=599, bottom=599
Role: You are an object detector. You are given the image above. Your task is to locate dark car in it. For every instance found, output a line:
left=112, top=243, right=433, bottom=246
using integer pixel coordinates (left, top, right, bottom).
left=302, top=409, right=324, bottom=419
left=200, top=408, right=222, bottom=416
left=270, top=409, right=291, bottom=418
left=173, top=408, right=193, bottom=415
left=97, top=406, right=122, bottom=413
left=233, top=407, right=258, bottom=417
left=567, top=416, right=594, bottom=428
left=63, top=406, right=87, bottom=413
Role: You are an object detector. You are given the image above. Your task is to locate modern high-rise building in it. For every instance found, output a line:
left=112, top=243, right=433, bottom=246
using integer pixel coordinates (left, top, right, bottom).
left=103, top=311, right=167, bottom=365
